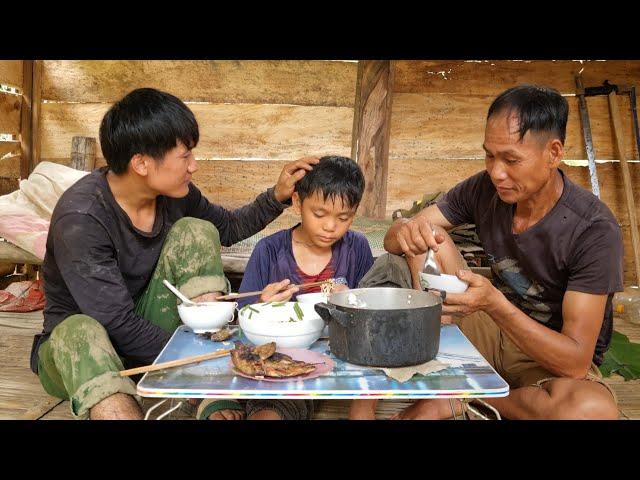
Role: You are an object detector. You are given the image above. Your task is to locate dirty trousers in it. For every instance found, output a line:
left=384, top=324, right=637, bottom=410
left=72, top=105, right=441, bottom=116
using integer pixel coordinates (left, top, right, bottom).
left=36, top=217, right=230, bottom=419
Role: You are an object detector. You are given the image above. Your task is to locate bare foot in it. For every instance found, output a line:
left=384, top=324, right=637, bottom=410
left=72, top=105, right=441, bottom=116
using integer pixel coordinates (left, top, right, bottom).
left=389, top=399, right=462, bottom=420
left=209, top=409, right=246, bottom=420
left=247, top=409, right=282, bottom=420
left=349, top=399, right=378, bottom=420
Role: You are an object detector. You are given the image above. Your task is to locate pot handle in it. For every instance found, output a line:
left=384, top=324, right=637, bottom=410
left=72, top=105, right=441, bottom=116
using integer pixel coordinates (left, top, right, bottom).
left=314, top=302, right=354, bottom=328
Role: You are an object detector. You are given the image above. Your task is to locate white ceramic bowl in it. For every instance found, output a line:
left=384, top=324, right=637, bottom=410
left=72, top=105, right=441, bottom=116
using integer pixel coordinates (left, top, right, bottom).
left=296, top=292, right=329, bottom=304
left=296, top=292, right=331, bottom=336
left=177, top=301, right=237, bottom=333
left=419, top=272, right=469, bottom=293
left=238, top=301, right=325, bottom=349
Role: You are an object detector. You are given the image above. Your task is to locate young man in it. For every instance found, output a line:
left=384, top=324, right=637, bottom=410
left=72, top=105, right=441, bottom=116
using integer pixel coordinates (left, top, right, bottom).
left=355, top=85, right=622, bottom=420
left=30, top=87, right=318, bottom=420
left=195, top=156, right=374, bottom=421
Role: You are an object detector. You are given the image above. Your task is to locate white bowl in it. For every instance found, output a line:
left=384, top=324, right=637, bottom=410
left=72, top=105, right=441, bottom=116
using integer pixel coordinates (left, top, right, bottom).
left=296, top=293, right=331, bottom=336
left=296, top=292, right=329, bottom=304
left=177, top=301, right=237, bottom=333
left=419, top=272, right=469, bottom=293
left=238, top=301, right=325, bottom=349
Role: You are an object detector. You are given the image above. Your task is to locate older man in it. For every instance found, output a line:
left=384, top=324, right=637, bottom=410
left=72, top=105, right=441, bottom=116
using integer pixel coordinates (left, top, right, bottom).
left=354, top=85, right=622, bottom=420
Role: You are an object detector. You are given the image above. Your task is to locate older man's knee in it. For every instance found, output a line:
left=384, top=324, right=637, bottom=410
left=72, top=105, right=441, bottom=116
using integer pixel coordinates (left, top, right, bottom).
left=555, top=384, right=618, bottom=420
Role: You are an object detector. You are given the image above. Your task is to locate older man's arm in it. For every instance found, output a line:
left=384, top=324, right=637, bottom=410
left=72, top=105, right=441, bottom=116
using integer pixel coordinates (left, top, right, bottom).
left=384, top=205, right=454, bottom=257
left=444, top=271, right=606, bottom=379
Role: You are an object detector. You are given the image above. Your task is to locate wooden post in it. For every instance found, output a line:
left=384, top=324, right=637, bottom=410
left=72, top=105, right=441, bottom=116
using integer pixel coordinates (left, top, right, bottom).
left=351, top=61, right=394, bottom=219
left=19, top=60, right=43, bottom=178
left=19, top=61, right=33, bottom=180
left=609, top=91, right=640, bottom=285
left=70, top=136, right=96, bottom=171
left=31, top=60, right=43, bottom=171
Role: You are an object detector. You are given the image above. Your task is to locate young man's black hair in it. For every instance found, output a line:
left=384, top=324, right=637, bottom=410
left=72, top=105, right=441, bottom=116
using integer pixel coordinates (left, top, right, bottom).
left=99, top=88, right=199, bottom=174
left=294, top=155, right=365, bottom=209
left=487, top=84, right=569, bottom=144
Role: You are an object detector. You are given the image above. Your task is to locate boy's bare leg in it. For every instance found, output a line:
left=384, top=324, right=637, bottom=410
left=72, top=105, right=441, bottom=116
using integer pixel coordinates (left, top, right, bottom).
left=349, top=399, right=378, bottom=420
left=90, top=393, right=144, bottom=420
left=209, top=410, right=245, bottom=420
left=389, top=399, right=464, bottom=420
left=247, top=409, right=282, bottom=420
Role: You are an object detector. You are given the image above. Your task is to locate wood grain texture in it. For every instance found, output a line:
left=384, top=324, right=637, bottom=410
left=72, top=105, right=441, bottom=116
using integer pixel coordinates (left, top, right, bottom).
left=0, top=61, right=23, bottom=89
left=0, top=92, right=21, bottom=135
left=609, top=92, right=640, bottom=284
left=352, top=61, right=394, bottom=218
left=394, top=60, right=640, bottom=96
left=42, top=60, right=358, bottom=106
left=40, top=102, right=354, bottom=161
left=389, top=93, right=638, bottom=161
left=0, top=154, right=20, bottom=177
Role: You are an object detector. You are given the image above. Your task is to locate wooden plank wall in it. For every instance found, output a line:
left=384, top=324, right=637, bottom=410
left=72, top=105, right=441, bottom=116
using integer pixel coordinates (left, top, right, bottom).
left=389, top=60, right=640, bottom=284
left=0, top=60, right=23, bottom=194
left=39, top=60, right=357, bottom=206
left=34, top=60, right=640, bottom=283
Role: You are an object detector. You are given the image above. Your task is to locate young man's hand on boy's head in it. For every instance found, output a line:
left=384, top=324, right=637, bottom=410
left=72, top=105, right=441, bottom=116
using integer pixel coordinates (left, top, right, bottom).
left=273, top=156, right=320, bottom=203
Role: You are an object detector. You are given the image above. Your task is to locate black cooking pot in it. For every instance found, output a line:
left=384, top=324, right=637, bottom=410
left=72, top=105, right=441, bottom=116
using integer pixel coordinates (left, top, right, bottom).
left=314, top=288, right=442, bottom=368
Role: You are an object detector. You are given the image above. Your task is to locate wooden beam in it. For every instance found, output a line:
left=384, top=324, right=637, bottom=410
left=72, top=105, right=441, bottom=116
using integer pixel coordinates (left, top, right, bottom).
left=609, top=91, right=640, bottom=285
left=19, top=61, right=33, bottom=179
left=70, top=136, right=96, bottom=171
left=31, top=60, right=43, bottom=172
left=351, top=61, right=394, bottom=219
left=19, top=60, right=44, bottom=178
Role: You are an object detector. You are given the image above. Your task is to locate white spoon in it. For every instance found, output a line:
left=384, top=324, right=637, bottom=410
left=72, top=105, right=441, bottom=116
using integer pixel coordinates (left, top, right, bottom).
left=162, top=279, right=197, bottom=306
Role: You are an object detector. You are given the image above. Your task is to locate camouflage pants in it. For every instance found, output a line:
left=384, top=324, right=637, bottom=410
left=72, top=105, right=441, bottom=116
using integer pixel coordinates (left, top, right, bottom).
left=36, top=217, right=229, bottom=419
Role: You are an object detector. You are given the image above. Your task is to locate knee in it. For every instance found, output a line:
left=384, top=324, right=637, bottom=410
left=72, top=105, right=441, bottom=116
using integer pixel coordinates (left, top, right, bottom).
left=50, top=314, right=108, bottom=352
left=168, top=217, right=220, bottom=245
left=171, top=217, right=218, bottom=235
left=559, top=388, right=619, bottom=420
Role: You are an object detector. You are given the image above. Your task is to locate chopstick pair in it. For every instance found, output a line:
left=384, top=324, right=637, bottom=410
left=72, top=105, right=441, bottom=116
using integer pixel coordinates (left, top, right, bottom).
left=215, top=279, right=331, bottom=301
left=119, top=349, right=231, bottom=377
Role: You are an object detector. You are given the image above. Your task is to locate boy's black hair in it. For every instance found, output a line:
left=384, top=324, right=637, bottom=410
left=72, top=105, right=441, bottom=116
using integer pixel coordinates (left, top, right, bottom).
left=99, top=88, right=199, bottom=174
left=487, top=84, right=569, bottom=144
left=295, top=155, right=365, bottom=209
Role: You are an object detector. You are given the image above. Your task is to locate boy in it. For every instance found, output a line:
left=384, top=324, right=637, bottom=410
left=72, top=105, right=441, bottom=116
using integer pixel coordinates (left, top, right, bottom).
left=239, top=155, right=373, bottom=305
left=198, top=156, right=373, bottom=421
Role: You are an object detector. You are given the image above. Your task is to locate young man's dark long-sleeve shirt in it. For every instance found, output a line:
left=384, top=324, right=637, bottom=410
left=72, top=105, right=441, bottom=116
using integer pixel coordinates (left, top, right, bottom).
left=30, top=167, right=289, bottom=371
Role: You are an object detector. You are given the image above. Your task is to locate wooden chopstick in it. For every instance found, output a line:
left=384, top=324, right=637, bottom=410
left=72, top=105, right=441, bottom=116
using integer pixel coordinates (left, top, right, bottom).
left=215, top=280, right=331, bottom=301
left=119, top=349, right=231, bottom=377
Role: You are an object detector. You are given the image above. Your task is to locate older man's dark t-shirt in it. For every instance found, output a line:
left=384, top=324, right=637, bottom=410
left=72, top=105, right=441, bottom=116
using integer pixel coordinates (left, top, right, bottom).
left=437, top=169, right=624, bottom=365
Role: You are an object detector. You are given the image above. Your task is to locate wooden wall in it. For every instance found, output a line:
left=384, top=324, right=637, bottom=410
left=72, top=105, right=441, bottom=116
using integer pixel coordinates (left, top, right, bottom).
left=9, top=59, right=640, bottom=283
left=0, top=61, right=23, bottom=194
left=389, top=60, right=640, bottom=284
left=38, top=60, right=357, bottom=206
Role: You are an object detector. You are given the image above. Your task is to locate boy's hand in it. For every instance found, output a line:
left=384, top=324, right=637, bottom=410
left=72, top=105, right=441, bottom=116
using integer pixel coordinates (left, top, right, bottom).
left=273, top=156, right=320, bottom=203
left=330, top=284, right=349, bottom=293
left=260, top=279, right=300, bottom=303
